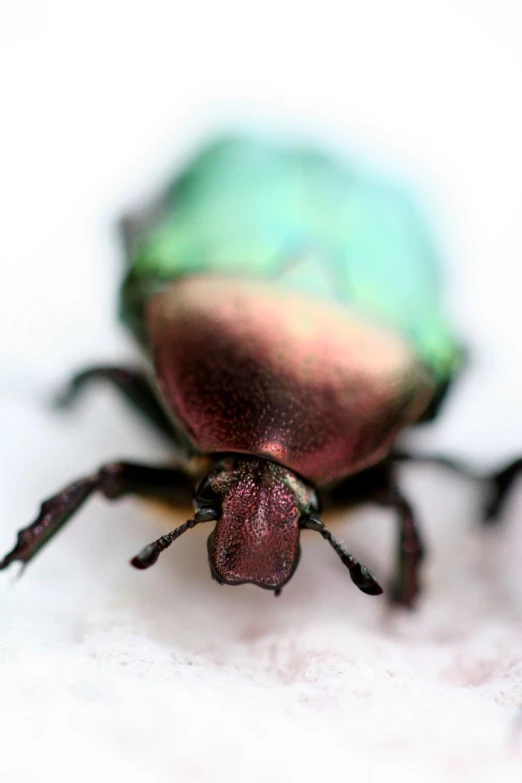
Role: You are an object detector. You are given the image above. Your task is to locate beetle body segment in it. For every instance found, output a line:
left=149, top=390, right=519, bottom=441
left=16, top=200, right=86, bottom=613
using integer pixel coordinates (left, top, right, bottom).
left=148, top=275, right=435, bottom=484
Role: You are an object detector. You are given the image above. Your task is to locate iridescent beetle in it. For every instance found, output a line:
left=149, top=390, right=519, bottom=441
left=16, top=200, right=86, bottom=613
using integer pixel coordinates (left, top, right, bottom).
left=2, top=136, right=521, bottom=606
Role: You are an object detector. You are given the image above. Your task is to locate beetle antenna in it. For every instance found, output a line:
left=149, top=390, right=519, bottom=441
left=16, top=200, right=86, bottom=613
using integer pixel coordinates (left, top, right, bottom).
left=301, top=515, right=383, bottom=596
left=130, top=508, right=216, bottom=570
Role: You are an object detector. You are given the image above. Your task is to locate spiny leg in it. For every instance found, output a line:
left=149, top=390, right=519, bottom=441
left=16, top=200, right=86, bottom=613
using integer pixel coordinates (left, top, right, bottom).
left=0, top=462, right=194, bottom=572
left=55, top=366, right=179, bottom=445
left=326, top=462, right=423, bottom=608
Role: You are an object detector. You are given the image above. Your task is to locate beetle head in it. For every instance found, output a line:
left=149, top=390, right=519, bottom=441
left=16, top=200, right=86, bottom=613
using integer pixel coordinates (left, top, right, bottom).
left=131, top=455, right=383, bottom=599
left=199, top=456, right=317, bottom=591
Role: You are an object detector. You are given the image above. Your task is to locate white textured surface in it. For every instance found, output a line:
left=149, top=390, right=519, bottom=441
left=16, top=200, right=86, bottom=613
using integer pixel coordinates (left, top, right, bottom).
left=1, top=2, right=522, bottom=781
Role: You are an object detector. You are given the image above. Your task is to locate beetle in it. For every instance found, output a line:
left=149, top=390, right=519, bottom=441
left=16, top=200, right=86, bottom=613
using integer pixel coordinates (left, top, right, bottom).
left=2, top=135, right=521, bottom=607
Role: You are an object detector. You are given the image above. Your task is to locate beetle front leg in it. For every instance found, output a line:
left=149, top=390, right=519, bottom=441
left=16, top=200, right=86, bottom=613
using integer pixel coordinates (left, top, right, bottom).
left=0, top=462, right=194, bottom=572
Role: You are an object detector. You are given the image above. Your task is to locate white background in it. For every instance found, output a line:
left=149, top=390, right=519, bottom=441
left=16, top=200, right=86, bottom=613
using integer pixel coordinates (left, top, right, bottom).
left=1, top=2, right=522, bottom=781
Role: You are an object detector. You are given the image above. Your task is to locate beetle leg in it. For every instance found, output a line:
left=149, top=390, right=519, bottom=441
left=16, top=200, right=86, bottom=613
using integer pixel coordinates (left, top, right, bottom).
left=484, top=458, right=522, bottom=524
left=393, top=449, right=475, bottom=479
left=395, top=449, right=522, bottom=527
left=0, top=462, right=195, bottom=572
left=325, top=463, right=423, bottom=607
left=54, top=366, right=182, bottom=446
left=377, top=486, right=424, bottom=608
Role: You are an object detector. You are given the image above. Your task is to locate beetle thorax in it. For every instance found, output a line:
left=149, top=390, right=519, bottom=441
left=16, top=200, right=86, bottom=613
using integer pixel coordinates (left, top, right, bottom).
left=148, top=277, right=435, bottom=485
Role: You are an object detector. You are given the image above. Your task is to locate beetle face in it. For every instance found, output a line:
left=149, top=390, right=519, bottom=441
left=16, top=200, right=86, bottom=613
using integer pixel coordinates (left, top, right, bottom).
left=196, top=456, right=318, bottom=591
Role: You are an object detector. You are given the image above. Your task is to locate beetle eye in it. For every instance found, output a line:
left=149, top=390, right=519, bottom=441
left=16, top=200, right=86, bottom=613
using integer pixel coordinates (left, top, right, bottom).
left=195, top=476, right=220, bottom=510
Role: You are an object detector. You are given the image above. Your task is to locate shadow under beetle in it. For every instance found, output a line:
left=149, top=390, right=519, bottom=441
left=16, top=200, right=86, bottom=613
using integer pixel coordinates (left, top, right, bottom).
left=3, top=136, right=521, bottom=607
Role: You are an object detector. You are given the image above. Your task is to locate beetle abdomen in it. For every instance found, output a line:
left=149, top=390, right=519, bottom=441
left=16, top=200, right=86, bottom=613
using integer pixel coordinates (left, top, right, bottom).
left=148, top=276, right=435, bottom=485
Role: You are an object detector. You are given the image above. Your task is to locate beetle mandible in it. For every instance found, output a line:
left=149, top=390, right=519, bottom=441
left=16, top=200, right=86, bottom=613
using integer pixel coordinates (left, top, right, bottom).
left=3, top=135, right=520, bottom=607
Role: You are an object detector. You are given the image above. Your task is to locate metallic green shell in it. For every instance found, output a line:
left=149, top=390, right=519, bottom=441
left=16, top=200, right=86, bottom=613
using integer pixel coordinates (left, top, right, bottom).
left=120, top=136, right=462, bottom=381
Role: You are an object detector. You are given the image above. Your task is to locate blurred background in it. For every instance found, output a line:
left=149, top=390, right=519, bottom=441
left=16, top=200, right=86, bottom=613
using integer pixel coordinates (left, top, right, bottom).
left=1, top=2, right=522, bottom=782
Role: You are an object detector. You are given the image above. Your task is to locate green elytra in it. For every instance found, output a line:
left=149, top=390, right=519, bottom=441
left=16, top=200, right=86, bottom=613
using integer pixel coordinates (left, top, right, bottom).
left=121, top=135, right=462, bottom=382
